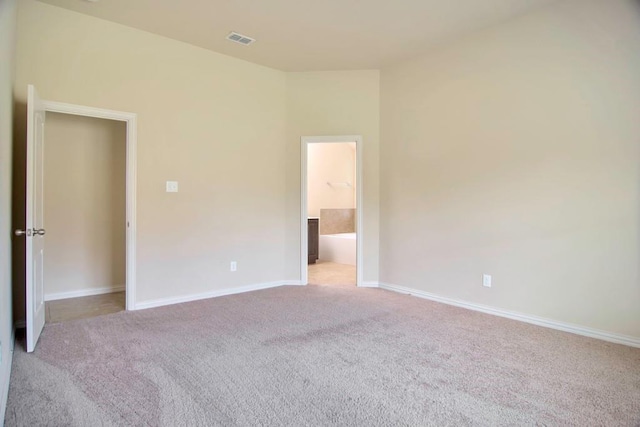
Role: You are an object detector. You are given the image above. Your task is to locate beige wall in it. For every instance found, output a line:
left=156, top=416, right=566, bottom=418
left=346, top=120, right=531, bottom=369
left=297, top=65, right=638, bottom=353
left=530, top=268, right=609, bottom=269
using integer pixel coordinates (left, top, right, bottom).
left=380, top=0, right=640, bottom=338
left=0, top=0, right=17, bottom=418
left=44, top=113, right=126, bottom=298
left=12, top=0, right=638, bottom=342
left=286, top=71, right=380, bottom=284
left=307, top=143, right=356, bottom=218
left=12, top=1, right=381, bottom=316
left=13, top=0, right=287, bottom=317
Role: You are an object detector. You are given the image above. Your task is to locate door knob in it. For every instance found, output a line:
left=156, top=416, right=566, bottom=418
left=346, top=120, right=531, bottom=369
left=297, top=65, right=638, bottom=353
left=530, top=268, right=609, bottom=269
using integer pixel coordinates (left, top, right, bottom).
left=15, top=229, right=32, bottom=237
left=33, top=229, right=46, bottom=236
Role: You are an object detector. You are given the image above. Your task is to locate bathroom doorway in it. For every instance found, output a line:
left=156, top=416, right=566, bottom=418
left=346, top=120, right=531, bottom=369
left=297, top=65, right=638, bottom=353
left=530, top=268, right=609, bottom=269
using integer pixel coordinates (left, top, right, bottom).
left=300, top=135, right=363, bottom=287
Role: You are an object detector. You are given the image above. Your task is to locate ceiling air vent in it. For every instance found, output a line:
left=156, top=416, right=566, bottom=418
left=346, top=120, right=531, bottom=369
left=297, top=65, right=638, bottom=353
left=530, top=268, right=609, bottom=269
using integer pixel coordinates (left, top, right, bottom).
left=226, top=32, right=256, bottom=46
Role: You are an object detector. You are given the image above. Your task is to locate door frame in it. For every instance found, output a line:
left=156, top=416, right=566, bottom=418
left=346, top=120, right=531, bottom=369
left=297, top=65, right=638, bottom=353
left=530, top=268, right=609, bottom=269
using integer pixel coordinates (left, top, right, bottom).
left=42, top=100, right=138, bottom=311
left=300, top=135, right=363, bottom=287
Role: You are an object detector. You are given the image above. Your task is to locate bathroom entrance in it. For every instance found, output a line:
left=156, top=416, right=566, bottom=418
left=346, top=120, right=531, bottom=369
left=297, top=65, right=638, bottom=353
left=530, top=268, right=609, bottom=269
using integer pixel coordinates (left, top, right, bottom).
left=300, top=135, right=363, bottom=287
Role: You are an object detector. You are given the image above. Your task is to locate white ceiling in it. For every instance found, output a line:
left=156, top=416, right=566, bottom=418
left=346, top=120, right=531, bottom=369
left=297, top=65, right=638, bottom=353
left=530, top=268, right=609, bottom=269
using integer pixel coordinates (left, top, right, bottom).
left=36, top=0, right=558, bottom=71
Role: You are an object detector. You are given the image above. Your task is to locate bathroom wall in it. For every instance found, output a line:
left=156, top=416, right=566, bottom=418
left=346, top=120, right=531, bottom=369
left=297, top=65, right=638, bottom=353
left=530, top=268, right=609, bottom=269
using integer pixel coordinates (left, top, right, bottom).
left=319, top=208, right=355, bottom=235
left=307, top=143, right=356, bottom=218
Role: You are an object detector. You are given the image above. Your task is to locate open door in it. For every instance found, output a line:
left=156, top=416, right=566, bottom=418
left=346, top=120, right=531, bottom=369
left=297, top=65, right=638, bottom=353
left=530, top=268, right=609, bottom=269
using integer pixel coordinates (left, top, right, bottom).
left=19, top=85, right=46, bottom=352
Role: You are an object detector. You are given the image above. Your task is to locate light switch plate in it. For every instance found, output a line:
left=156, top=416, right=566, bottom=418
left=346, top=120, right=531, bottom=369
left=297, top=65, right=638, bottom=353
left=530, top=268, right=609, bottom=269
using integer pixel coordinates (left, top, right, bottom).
left=483, top=274, right=492, bottom=288
left=166, top=181, right=179, bottom=193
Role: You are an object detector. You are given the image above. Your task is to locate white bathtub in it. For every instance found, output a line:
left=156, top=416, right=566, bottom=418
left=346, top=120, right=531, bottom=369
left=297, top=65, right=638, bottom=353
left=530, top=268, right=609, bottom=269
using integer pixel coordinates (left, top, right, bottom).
left=319, top=232, right=356, bottom=266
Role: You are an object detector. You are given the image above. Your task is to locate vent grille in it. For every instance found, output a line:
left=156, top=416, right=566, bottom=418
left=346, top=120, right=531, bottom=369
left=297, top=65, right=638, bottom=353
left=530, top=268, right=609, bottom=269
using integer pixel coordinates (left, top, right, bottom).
left=226, top=32, right=255, bottom=46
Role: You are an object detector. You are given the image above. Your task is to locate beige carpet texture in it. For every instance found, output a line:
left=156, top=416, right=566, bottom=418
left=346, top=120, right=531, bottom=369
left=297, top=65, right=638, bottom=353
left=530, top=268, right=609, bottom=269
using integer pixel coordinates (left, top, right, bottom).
left=5, top=282, right=640, bottom=425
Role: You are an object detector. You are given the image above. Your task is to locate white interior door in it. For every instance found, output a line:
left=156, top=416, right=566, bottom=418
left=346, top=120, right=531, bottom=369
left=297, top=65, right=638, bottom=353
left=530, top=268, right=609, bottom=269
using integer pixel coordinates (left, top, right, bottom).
left=25, top=84, right=46, bottom=352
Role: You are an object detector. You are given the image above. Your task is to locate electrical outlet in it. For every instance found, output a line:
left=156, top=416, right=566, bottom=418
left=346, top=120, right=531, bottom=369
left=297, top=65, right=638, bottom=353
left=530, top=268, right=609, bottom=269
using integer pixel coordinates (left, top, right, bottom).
left=166, top=181, right=179, bottom=193
left=483, top=274, right=492, bottom=288
left=230, top=261, right=237, bottom=272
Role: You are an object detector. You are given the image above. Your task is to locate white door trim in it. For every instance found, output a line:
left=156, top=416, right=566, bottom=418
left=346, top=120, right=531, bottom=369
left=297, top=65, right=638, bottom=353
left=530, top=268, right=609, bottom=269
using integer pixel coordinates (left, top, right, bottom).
left=41, top=100, right=138, bottom=311
left=301, top=135, right=363, bottom=287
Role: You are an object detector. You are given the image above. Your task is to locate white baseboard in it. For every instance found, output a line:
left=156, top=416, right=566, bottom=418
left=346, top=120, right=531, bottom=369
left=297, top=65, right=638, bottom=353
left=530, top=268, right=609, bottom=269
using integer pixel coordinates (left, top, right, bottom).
left=135, top=281, right=287, bottom=311
left=359, top=281, right=379, bottom=288
left=45, top=285, right=125, bottom=302
left=379, top=282, right=640, bottom=348
left=1, top=326, right=15, bottom=424
left=282, top=280, right=304, bottom=286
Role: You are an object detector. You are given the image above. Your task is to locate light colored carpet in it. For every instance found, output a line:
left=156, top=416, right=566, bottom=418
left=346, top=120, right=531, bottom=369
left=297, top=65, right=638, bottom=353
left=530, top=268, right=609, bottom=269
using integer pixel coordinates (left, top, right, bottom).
left=5, top=284, right=640, bottom=426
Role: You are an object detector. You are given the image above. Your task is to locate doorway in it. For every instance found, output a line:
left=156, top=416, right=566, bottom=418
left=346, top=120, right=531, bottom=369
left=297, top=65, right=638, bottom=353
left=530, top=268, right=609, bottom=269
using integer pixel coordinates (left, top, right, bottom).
left=40, top=98, right=138, bottom=315
left=18, top=85, right=138, bottom=352
left=43, top=112, right=127, bottom=323
left=301, top=135, right=363, bottom=287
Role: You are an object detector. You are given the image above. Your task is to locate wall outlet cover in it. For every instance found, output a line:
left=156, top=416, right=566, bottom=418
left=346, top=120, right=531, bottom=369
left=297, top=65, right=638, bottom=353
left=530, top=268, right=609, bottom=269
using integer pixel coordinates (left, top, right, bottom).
left=483, top=274, right=492, bottom=288
left=166, top=181, right=179, bottom=192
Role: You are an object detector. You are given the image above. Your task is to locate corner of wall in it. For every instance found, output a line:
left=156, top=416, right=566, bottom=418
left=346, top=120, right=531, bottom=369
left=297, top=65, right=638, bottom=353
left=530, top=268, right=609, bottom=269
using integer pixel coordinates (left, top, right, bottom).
left=0, top=0, right=17, bottom=419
